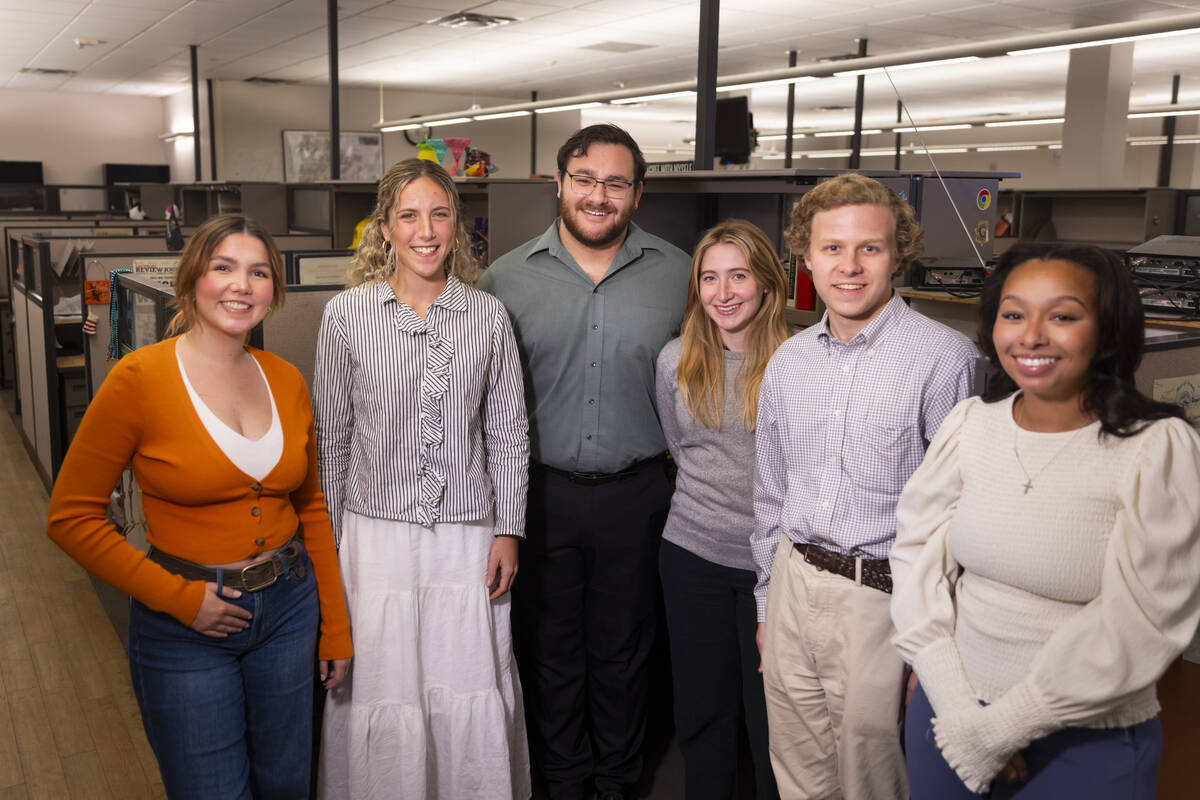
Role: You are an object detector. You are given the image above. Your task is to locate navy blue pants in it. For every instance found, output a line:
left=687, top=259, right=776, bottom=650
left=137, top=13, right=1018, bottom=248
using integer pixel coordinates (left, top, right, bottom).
left=906, top=683, right=1162, bottom=799
left=128, top=547, right=319, bottom=800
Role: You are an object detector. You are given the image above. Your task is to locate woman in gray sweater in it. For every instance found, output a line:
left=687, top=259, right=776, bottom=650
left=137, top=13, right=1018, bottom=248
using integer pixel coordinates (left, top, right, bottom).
left=656, top=219, right=790, bottom=800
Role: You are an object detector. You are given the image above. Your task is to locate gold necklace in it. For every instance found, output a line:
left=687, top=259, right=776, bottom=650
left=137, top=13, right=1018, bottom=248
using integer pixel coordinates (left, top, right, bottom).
left=1011, top=398, right=1088, bottom=495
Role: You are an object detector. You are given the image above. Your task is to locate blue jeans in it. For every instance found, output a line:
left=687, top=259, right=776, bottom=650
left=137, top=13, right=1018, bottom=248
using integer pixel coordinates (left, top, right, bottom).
left=128, top=546, right=319, bottom=800
left=906, top=683, right=1162, bottom=799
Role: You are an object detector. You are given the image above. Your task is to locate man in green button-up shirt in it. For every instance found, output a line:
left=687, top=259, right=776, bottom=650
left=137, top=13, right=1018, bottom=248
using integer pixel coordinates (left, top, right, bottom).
left=479, top=124, right=689, bottom=800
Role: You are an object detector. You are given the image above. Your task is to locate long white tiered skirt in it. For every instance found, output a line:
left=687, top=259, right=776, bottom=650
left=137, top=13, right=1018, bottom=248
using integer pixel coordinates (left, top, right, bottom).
left=318, top=511, right=531, bottom=800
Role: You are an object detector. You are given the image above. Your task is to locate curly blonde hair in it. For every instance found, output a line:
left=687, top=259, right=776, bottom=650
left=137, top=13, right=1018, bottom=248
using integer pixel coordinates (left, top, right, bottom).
left=347, top=158, right=479, bottom=287
left=677, top=220, right=790, bottom=431
left=784, top=173, right=924, bottom=276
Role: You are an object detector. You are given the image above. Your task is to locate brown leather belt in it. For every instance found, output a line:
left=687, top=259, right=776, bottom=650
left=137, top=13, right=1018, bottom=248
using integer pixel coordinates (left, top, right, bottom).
left=794, top=541, right=892, bottom=594
left=148, top=537, right=306, bottom=592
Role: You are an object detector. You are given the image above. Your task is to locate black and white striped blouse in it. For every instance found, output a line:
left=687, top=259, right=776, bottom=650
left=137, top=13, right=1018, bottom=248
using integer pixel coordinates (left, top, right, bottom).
left=312, top=276, right=529, bottom=545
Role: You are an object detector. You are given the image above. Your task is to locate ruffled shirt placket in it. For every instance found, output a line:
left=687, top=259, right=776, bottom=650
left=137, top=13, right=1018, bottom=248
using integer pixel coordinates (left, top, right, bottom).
left=391, top=288, right=458, bottom=528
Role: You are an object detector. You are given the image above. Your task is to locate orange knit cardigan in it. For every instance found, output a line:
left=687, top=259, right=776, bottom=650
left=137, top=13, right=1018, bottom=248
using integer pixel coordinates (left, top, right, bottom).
left=47, top=337, right=352, bottom=660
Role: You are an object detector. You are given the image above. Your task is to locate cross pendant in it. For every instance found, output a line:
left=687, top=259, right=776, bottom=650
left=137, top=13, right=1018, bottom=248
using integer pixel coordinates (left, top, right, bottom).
left=1023, top=479, right=1033, bottom=494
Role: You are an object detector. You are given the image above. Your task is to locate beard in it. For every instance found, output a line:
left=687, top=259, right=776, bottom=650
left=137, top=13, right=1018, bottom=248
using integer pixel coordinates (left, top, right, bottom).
left=559, top=194, right=635, bottom=249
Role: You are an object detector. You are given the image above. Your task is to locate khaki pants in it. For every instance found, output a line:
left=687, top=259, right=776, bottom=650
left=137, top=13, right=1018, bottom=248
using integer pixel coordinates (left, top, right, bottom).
left=762, top=538, right=908, bottom=800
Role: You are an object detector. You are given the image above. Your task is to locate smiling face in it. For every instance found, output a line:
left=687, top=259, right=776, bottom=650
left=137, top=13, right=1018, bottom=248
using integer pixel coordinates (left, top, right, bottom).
left=804, top=203, right=899, bottom=343
left=192, top=232, right=274, bottom=338
left=381, top=176, right=454, bottom=288
left=992, top=258, right=1099, bottom=407
left=556, top=142, right=643, bottom=250
left=697, top=241, right=765, bottom=351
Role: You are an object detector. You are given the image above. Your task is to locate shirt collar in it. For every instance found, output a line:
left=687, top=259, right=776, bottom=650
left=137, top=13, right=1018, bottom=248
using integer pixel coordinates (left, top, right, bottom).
left=372, top=274, right=469, bottom=313
left=533, top=218, right=662, bottom=277
left=816, top=291, right=907, bottom=348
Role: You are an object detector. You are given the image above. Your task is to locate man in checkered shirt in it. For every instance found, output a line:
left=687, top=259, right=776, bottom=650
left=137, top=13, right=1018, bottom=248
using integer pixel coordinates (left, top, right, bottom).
left=752, top=174, right=978, bottom=799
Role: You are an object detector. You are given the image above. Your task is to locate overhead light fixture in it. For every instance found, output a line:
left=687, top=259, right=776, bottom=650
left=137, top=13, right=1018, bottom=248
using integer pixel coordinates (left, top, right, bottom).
left=431, top=12, right=516, bottom=29
left=535, top=102, right=602, bottom=114
left=918, top=147, right=969, bottom=154
left=380, top=122, right=425, bottom=132
left=1048, top=144, right=1062, bottom=150
left=717, top=76, right=816, bottom=92
left=1008, top=27, right=1200, bottom=56
left=611, top=90, right=695, bottom=105
left=976, top=145, right=1040, bottom=152
left=758, top=153, right=787, bottom=160
left=426, top=117, right=473, bottom=127
left=157, top=131, right=194, bottom=142
left=1130, top=138, right=1168, bottom=146
left=893, top=124, right=973, bottom=133
left=757, top=133, right=806, bottom=141
left=473, top=110, right=531, bottom=120
left=814, top=129, right=883, bottom=137
left=983, top=118, right=1064, bottom=127
left=834, top=56, right=980, bottom=77
left=1128, top=109, right=1200, bottom=119
left=805, top=151, right=852, bottom=159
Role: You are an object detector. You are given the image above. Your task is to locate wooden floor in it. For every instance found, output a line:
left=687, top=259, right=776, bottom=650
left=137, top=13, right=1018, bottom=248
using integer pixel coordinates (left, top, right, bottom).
left=0, top=404, right=165, bottom=799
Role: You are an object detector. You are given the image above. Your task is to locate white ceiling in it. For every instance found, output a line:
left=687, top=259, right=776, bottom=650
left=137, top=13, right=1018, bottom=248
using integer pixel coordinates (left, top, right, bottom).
left=3, top=0, right=1200, bottom=138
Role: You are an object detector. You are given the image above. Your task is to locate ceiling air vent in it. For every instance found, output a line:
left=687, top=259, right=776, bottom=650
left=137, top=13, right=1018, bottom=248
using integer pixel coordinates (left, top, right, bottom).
left=245, top=76, right=296, bottom=85
left=19, top=67, right=77, bottom=76
left=580, top=41, right=653, bottom=53
left=431, top=12, right=516, bottom=29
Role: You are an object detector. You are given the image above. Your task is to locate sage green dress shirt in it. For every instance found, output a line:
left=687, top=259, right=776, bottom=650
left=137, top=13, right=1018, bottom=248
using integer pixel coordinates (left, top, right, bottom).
left=479, top=219, right=690, bottom=474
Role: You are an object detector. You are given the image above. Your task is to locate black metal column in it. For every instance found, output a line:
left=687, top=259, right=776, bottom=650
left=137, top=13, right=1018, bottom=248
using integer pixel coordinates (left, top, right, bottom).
left=206, top=78, right=217, bottom=181
left=784, top=50, right=797, bottom=168
left=328, top=0, right=340, bottom=180
left=848, top=38, right=867, bottom=169
left=1156, top=73, right=1181, bottom=187
left=190, top=45, right=201, bottom=181
left=894, top=100, right=902, bottom=171
left=693, top=0, right=719, bottom=170
left=530, top=90, right=538, bottom=176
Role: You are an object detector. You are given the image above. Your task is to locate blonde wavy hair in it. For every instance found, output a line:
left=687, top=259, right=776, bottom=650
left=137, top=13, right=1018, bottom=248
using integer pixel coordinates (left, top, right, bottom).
left=165, top=213, right=285, bottom=337
left=784, top=172, right=924, bottom=275
left=347, top=158, right=479, bottom=288
left=677, top=219, right=790, bottom=431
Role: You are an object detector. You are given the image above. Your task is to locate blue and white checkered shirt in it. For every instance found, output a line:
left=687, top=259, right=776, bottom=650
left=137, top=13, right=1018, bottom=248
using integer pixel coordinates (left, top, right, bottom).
left=751, top=293, right=977, bottom=619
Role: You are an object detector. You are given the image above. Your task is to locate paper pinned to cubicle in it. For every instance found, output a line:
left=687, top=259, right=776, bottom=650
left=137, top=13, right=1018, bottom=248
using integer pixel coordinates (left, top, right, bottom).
left=131, top=257, right=178, bottom=287
left=1153, top=373, right=1200, bottom=428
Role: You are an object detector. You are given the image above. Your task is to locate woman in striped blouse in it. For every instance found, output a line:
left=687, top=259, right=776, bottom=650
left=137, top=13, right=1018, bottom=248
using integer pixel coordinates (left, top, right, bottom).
left=313, top=159, right=531, bottom=800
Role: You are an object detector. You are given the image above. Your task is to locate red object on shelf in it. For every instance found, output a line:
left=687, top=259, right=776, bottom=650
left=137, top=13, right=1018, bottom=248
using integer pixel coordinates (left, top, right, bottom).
left=794, top=269, right=814, bottom=310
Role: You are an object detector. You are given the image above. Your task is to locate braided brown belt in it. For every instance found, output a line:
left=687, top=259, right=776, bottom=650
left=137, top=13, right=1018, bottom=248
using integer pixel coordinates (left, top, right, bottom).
left=794, top=541, right=893, bottom=594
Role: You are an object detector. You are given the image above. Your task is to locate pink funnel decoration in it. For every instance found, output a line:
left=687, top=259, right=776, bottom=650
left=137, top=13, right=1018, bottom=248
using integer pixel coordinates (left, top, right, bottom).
left=443, top=137, right=472, bottom=176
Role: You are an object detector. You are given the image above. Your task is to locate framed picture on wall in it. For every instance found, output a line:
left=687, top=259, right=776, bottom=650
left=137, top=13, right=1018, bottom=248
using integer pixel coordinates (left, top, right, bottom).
left=282, top=130, right=383, bottom=182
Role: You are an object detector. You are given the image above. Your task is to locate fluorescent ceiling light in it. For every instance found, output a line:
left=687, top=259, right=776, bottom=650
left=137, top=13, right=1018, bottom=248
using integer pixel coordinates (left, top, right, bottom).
left=380, top=123, right=424, bottom=132
left=1048, top=144, right=1062, bottom=150
left=893, top=124, right=972, bottom=132
left=834, top=56, right=980, bottom=77
left=1009, top=27, right=1200, bottom=56
left=976, top=145, right=1040, bottom=152
left=805, top=151, right=852, bottom=159
left=535, top=102, right=602, bottom=114
left=1130, top=138, right=1168, bottom=146
left=860, top=149, right=900, bottom=157
left=611, top=91, right=695, bottom=105
left=157, top=131, right=194, bottom=141
left=757, top=133, right=806, bottom=141
left=426, top=117, right=472, bottom=127
left=1128, top=109, right=1200, bottom=119
left=717, top=77, right=816, bottom=92
left=814, top=129, right=883, bottom=137
left=983, top=118, right=1064, bottom=127
left=918, top=147, right=969, bottom=154
left=473, top=110, right=531, bottom=120
left=758, top=153, right=787, bottom=159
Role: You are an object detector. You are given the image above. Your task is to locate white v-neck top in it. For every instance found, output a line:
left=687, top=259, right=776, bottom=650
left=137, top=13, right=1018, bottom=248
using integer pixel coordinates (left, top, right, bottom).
left=176, top=349, right=283, bottom=481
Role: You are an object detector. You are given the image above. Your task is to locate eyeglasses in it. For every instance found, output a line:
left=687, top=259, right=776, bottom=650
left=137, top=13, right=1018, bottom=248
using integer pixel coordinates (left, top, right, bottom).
left=565, top=172, right=636, bottom=199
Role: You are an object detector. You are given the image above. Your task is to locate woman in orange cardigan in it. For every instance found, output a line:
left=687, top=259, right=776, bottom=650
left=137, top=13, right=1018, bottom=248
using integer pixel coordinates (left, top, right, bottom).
left=47, top=213, right=352, bottom=800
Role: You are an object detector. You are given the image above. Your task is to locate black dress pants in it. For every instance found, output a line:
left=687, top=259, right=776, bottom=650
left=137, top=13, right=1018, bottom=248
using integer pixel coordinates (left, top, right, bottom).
left=659, top=540, right=779, bottom=800
left=515, top=460, right=673, bottom=800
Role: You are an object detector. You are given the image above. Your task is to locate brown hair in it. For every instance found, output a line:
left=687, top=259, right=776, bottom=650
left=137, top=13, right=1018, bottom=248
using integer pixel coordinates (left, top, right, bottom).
left=677, top=219, right=791, bottom=431
left=784, top=173, right=924, bottom=275
left=347, top=158, right=478, bottom=287
left=166, top=213, right=285, bottom=336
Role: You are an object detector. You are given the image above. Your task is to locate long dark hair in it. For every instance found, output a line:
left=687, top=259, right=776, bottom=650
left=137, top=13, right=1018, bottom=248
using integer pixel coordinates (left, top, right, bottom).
left=977, top=242, right=1185, bottom=437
